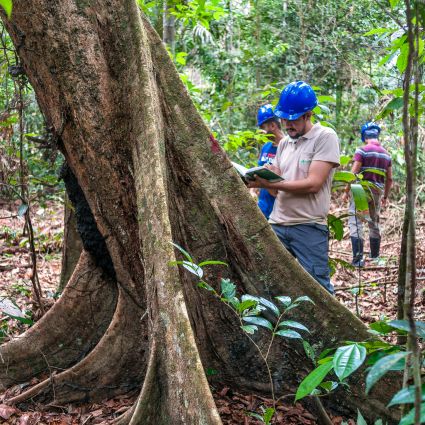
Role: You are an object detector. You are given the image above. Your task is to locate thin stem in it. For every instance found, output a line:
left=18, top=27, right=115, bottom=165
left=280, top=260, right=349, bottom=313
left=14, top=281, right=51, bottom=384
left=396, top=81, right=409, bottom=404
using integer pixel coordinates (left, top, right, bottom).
left=212, top=292, right=276, bottom=407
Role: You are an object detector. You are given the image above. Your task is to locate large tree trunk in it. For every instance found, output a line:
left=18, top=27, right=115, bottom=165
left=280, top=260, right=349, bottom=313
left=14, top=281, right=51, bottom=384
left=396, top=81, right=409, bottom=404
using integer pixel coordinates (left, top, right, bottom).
left=1, top=1, right=399, bottom=423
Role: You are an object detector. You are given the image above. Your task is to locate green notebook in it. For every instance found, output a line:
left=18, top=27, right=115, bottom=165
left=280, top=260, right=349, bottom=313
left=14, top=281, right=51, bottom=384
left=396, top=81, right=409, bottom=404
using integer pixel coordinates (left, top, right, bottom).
left=231, top=162, right=283, bottom=183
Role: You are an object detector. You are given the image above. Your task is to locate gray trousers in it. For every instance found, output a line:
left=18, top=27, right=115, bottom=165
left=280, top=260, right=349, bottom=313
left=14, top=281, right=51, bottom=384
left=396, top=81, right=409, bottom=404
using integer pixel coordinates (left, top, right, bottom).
left=348, top=188, right=382, bottom=240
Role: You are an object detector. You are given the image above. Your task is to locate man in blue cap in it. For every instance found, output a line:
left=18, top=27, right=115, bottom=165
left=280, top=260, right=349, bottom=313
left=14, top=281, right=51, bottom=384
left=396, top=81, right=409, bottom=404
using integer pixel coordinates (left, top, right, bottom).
left=343, top=122, right=393, bottom=267
left=255, top=104, right=284, bottom=219
left=248, top=81, right=340, bottom=294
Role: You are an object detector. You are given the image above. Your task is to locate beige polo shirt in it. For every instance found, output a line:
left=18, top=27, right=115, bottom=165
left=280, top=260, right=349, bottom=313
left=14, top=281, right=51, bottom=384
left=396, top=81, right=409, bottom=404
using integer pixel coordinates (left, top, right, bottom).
left=269, top=123, right=340, bottom=225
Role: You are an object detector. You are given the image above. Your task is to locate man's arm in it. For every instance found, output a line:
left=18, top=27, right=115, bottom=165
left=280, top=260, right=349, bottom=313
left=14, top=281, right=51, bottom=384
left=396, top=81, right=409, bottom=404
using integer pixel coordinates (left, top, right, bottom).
left=381, top=165, right=393, bottom=207
left=248, top=160, right=335, bottom=194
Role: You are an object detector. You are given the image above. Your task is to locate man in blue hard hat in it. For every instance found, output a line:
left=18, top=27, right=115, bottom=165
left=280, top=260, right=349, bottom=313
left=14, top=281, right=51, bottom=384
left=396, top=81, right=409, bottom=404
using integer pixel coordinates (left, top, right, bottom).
left=343, top=122, right=392, bottom=267
left=248, top=81, right=340, bottom=294
left=255, top=104, right=284, bottom=219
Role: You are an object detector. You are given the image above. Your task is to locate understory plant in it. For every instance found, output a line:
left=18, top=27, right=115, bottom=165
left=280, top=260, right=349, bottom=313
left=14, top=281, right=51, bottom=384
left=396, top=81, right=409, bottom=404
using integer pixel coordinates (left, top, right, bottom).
left=170, top=242, right=314, bottom=424
left=295, top=319, right=425, bottom=425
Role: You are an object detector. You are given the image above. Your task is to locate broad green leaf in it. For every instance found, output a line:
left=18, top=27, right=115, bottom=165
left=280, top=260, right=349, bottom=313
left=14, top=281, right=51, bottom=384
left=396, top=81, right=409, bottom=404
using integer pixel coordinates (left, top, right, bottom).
left=275, top=296, right=291, bottom=307
left=389, top=0, right=400, bottom=8
left=328, top=214, right=344, bottom=241
left=243, top=316, right=273, bottom=331
left=0, top=0, right=12, bottom=18
left=275, top=329, right=302, bottom=339
left=362, top=168, right=386, bottom=177
left=241, top=325, right=258, bottom=334
left=197, top=281, right=215, bottom=292
left=258, top=297, right=280, bottom=316
left=399, top=402, right=425, bottom=425
left=18, top=204, right=28, bottom=217
left=279, top=320, right=310, bottom=333
left=369, top=320, right=394, bottom=335
left=263, top=407, right=275, bottom=424
left=384, top=97, right=403, bottom=111
left=363, top=28, right=393, bottom=36
left=388, top=384, right=425, bottom=407
left=319, top=381, right=338, bottom=392
left=333, top=344, right=366, bottom=381
left=397, top=43, right=409, bottom=74
left=295, top=361, right=334, bottom=401
left=198, top=260, right=228, bottom=267
left=339, top=155, right=351, bottom=166
left=182, top=261, right=203, bottom=278
left=366, top=351, right=409, bottom=393
left=6, top=313, right=33, bottom=325
left=220, top=278, right=236, bottom=299
left=351, top=184, right=369, bottom=211
left=237, top=299, right=258, bottom=313
left=175, top=51, right=187, bottom=65
left=318, top=356, right=334, bottom=365
left=303, top=340, right=316, bottom=363
left=388, top=320, right=425, bottom=339
left=333, top=171, right=356, bottom=183
left=171, top=242, right=193, bottom=262
left=293, top=296, right=315, bottom=305
left=357, top=410, right=368, bottom=425
left=378, top=52, right=394, bottom=67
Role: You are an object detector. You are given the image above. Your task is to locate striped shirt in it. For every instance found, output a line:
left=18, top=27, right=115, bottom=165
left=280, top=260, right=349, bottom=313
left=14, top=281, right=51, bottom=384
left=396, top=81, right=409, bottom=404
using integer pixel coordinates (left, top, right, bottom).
left=353, top=139, right=391, bottom=188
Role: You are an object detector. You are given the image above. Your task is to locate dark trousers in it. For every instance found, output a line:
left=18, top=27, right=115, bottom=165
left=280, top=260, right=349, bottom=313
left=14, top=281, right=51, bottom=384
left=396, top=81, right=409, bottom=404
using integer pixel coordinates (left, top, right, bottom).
left=271, top=223, right=334, bottom=294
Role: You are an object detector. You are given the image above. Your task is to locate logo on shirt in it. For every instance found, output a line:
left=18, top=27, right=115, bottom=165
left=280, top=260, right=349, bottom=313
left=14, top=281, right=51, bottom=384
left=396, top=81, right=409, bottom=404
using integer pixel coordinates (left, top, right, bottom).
left=299, top=158, right=312, bottom=166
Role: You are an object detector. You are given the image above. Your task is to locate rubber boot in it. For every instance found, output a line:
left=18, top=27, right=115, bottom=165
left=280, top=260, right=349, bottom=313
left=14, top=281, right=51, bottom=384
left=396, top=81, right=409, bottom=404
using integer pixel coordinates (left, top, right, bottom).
left=350, top=237, right=364, bottom=267
left=369, top=237, right=381, bottom=259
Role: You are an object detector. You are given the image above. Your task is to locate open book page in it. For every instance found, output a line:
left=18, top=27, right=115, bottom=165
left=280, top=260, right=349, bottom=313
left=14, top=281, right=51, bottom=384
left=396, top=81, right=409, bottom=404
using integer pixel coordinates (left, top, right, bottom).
left=231, top=162, right=283, bottom=183
left=231, top=161, right=248, bottom=176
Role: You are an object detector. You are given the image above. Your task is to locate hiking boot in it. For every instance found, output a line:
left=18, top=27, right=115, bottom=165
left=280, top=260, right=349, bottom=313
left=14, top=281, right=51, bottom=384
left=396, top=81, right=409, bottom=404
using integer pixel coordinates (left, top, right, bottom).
left=369, top=237, right=381, bottom=259
left=350, top=237, right=364, bottom=267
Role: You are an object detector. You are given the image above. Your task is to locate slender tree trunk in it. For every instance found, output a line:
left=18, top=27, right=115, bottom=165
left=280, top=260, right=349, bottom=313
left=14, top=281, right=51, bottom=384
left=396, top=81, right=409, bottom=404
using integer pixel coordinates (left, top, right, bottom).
left=162, top=0, right=176, bottom=54
left=0, top=2, right=399, bottom=423
left=401, top=1, right=422, bottom=422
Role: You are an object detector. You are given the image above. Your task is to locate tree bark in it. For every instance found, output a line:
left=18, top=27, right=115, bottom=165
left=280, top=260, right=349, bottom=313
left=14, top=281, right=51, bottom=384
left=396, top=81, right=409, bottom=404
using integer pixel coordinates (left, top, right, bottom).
left=58, top=196, right=83, bottom=293
left=0, top=1, right=399, bottom=423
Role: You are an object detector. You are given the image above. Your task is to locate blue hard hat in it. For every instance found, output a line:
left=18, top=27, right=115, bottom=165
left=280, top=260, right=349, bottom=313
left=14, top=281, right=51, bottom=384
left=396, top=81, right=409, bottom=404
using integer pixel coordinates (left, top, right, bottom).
left=257, top=104, right=275, bottom=126
left=361, top=122, right=381, bottom=142
left=274, top=81, right=318, bottom=120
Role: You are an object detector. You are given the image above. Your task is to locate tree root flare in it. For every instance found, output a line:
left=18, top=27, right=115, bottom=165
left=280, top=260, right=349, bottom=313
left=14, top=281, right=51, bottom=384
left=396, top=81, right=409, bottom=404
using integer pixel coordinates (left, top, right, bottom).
left=0, top=251, right=117, bottom=388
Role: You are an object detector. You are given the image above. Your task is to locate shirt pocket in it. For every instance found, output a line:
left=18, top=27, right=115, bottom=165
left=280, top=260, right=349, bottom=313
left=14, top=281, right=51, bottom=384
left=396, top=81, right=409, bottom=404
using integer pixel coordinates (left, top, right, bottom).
left=299, top=152, right=314, bottom=174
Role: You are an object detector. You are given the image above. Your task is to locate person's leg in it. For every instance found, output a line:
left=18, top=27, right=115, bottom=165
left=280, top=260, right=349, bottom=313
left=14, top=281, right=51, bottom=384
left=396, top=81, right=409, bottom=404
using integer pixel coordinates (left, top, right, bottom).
left=368, top=189, right=382, bottom=258
left=286, top=224, right=334, bottom=294
left=348, top=196, right=364, bottom=267
left=271, top=224, right=295, bottom=256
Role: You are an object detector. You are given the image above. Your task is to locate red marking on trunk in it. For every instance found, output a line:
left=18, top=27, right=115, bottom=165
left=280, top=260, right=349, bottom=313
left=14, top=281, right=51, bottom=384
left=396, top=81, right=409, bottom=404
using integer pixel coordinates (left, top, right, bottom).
left=209, top=134, right=222, bottom=155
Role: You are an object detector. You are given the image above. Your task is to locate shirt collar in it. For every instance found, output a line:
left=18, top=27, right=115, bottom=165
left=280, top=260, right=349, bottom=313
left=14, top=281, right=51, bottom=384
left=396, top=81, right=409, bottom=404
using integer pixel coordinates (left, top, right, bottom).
left=366, top=138, right=381, bottom=146
left=301, top=123, right=320, bottom=140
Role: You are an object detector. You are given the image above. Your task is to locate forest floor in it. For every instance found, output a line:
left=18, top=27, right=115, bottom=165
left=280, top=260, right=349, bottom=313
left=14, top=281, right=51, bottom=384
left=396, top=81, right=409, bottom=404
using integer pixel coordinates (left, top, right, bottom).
left=0, top=197, right=424, bottom=424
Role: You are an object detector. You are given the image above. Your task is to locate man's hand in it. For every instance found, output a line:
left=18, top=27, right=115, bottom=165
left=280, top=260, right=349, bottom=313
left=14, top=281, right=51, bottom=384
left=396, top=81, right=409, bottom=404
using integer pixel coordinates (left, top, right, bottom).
left=264, top=163, right=281, bottom=174
left=381, top=197, right=388, bottom=208
left=247, top=175, right=271, bottom=189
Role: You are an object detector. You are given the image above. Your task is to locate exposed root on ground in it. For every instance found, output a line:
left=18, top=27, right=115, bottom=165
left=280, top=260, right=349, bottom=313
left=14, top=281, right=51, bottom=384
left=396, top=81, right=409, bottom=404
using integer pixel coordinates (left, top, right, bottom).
left=0, top=251, right=117, bottom=388
left=7, top=288, right=147, bottom=405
